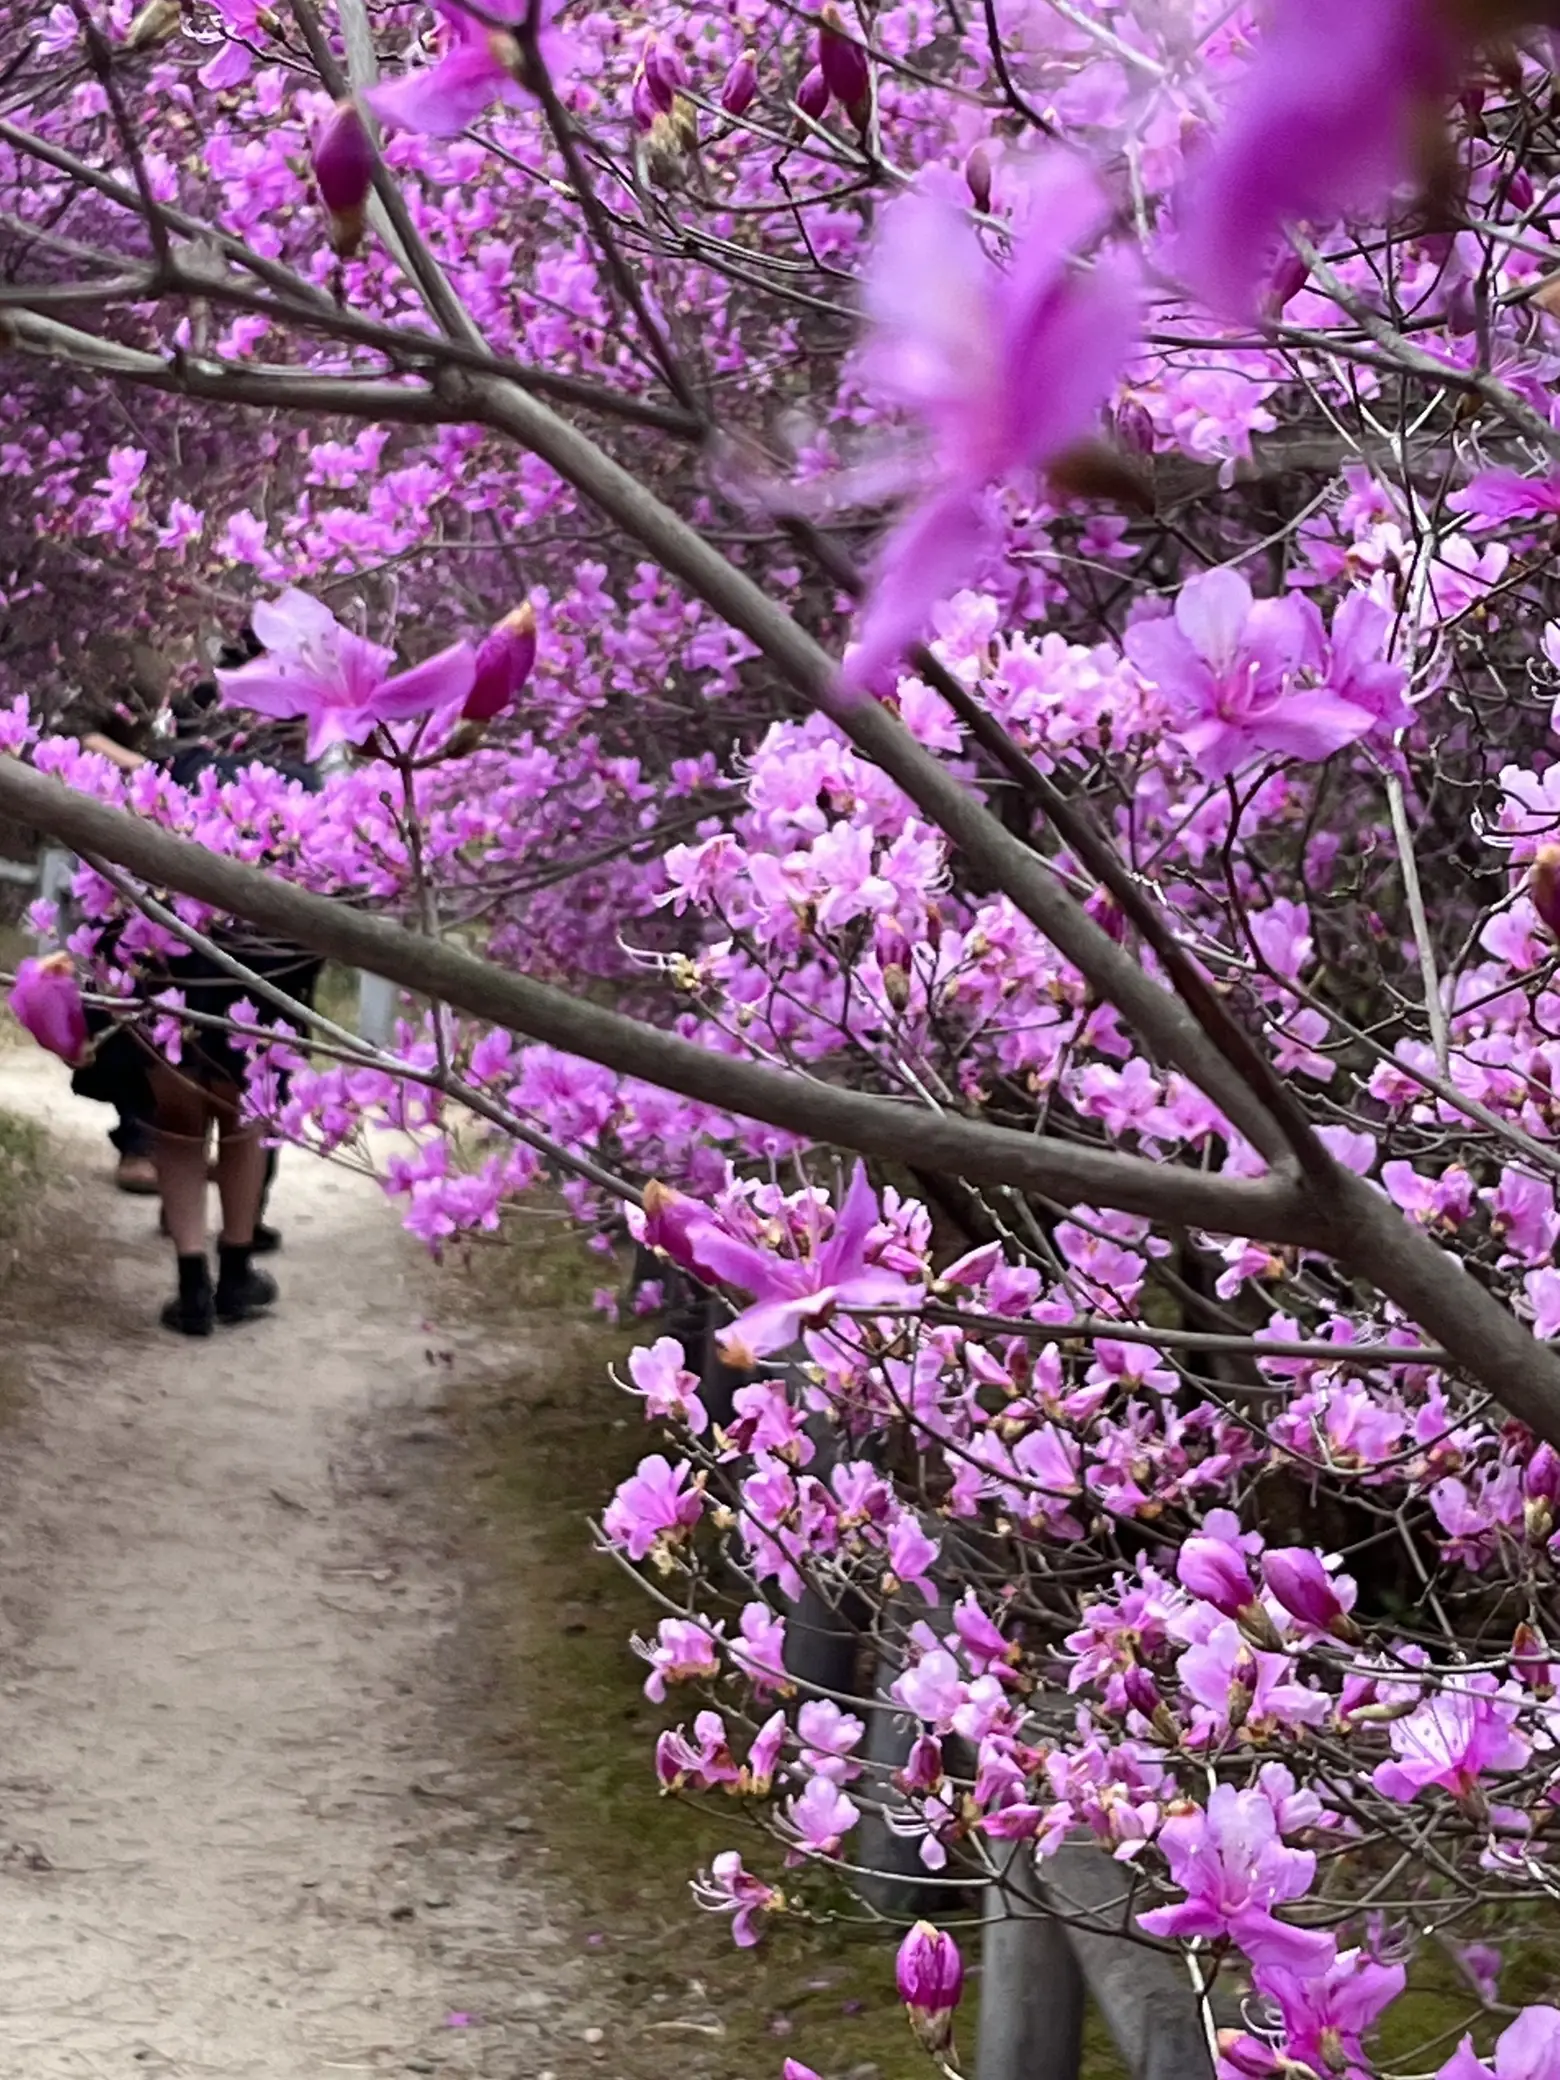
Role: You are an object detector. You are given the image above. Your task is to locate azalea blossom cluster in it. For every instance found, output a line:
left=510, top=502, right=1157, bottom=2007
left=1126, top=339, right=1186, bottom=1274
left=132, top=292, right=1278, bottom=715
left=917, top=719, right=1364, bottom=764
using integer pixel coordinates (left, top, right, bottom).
left=15, top=1, right=1560, bottom=2077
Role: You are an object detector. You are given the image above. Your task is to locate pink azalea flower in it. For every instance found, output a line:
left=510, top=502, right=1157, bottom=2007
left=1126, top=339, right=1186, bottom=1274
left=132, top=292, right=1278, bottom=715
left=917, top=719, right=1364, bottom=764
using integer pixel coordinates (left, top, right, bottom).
left=744, top=1709, right=788, bottom=1795
left=698, top=1163, right=922, bottom=1366
left=1450, top=471, right=1560, bottom=526
left=691, top=1849, right=784, bottom=1947
left=655, top=1710, right=740, bottom=1793
left=8, top=953, right=89, bottom=1065
left=843, top=157, right=1137, bottom=689
left=1125, top=570, right=1377, bottom=781
left=625, top=1335, right=708, bottom=1435
left=1138, top=1783, right=1335, bottom=1976
left=1372, top=1674, right=1530, bottom=1804
left=1438, top=2007, right=1560, bottom=2080
left=731, top=1604, right=790, bottom=1697
left=1174, top=0, right=1466, bottom=320
left=781, top=1776, right=859, bottom=1861
left=1252, top=1948, right=1405, bottom=2076
left=217, top=589, right=476, bottom=760
left=602, top=1453, right=704, bottom=1562
left=1177, top=1621, right=1329, bottom=1740
left=796, top=1699, right=864, bottom=1783
left=633, top=1616, right=720, bottom=1703
left=366, top=0, right=573, bottom=138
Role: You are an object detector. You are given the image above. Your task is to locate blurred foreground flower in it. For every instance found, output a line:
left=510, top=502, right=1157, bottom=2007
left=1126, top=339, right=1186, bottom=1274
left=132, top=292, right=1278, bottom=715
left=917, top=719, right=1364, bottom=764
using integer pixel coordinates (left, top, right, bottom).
left=8, top=954, right=89, bottom=1065
left=843, top=155, right=1136, bottom=691
left=367, top=0, right=573, bottom=138
left=1174, top=0, right=1465, bottom=320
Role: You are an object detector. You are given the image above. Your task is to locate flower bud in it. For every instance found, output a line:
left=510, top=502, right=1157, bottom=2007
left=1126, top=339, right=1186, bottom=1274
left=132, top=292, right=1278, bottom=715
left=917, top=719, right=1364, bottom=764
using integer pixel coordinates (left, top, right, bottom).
left=313, top=99, right=374, bottom=258
left=1262, top=1548, right=1360, bottom=1642
left=1122, top=1663, right=1161, bottom=1719
left=1114, top=398, right=1155, bottom=455
left=1531, top=845, right=1560, bottom=937
left=896, top=1922, right=963, bottom=2056
left=1178, top=1535, right=1258, bottom=1619
left=896, top=1732, right=944, bottom=1794
left=721, top=49, right=758, bottom=117
left=1512, top=1621, right=1554, bottom=1697
left=882, top=963, right=910, bottom=1012
left=464, top=603, right=536, bottom=723
left=630, top=65, right=659, bottom=132
left=1507, top=164, right=1536, bottom=213
left=642, top=37, right=686, bottom=111
left=640, top=1179, right=722, bottom=1283
left=1263, top=249, right=1310, bottom=317
left=8, top=953, right=90, bottom=1065
left=795, top=64, right=830, bottom=120
left=818, top=7, right=870, bottom=121
left=1217, top=2031, right=1280, bottom=2080
left=964, top=142, right=993, bottom=213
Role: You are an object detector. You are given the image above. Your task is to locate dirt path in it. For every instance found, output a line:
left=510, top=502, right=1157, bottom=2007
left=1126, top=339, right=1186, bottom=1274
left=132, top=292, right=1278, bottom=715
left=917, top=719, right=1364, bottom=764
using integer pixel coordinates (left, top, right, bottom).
left=0, top=1050, right=587, bottom=2079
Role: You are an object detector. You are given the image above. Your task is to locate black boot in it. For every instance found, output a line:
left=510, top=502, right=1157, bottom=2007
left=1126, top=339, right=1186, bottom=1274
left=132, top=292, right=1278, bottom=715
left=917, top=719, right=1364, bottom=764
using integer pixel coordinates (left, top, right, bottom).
left=251, top=1222, right=282, bottom=1256
left=162, top=1253, right=215, bottom=1338
left=215, top=1242, right=277, bottom=1324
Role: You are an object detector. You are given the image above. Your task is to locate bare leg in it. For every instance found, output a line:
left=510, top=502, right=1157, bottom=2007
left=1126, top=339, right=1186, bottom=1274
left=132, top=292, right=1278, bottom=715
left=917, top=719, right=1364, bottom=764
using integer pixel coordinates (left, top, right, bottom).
left=212, top=1087, right=267, bottom=1248
left=149, top=1066, right=210, bottom=1256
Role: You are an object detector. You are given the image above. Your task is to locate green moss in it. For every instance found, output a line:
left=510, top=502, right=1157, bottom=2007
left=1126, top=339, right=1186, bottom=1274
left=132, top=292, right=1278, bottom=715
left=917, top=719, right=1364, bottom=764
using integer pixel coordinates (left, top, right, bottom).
left=459, top=1295, right=916, bottom=2079
left=0, top=1107, right=42, bottom=1267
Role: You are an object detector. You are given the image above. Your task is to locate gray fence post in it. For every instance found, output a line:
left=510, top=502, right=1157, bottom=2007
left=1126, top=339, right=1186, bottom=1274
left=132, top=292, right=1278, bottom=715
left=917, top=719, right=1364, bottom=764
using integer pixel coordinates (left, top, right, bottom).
left=977, top=1843, right=1087, bottom=2080
left=1034, top=1839, right=1214, bottom=2080
left=356, top=970, right=398, bottom=1047
left=34, top=847, right=75, bottom=946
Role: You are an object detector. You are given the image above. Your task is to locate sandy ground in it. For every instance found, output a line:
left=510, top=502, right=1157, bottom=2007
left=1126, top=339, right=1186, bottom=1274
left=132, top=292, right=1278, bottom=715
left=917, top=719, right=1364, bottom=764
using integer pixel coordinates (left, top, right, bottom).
left=0, top=1049, right=589, bottom=2079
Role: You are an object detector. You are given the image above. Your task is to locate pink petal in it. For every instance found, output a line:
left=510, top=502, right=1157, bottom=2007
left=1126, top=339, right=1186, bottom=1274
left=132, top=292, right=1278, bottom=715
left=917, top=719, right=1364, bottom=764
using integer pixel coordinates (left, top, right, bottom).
left=369, top=640, right=477, bottom=722
left=1252, top=692, right=1375, bottom=764
left=860, top=184, right=993, bottom=432
left=1003, top=263, right=1140, bottom=475
left=215, top=659, right=321, bottom=723
left=1174, top=567, right=1253, bottom=667
left=366, top=42, right=518, bottom=138
left=841, top=491, right=984, bottom=693
left=249, top=587, right=342, bottom=654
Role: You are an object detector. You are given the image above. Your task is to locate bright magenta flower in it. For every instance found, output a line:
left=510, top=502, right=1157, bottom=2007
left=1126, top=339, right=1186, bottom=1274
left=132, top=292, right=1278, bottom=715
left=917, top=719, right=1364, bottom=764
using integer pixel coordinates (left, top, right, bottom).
left=844, top=155, right=1136, bottom=690
left=1138, top=1783, right=1334, bottom=1975
left=366, top=0, right=573, bottom=139
left=1261, top=1548, right=1358, bottom=1640
left=312, top=99, right=374, bottom=255
left=1372, top=1674, right=1530, bottom=1805
left=694, top=1162, right=922, bottom=1365
left=464, top=603, right=536, bottom=723
left=1440, top=2007, right=1560, bottom=2080
left=896, top=1921, right=964, bottom=2051
left=8, top=953, right=89, bottom=1065
left=1125, top=569, right=1383, bottom=780
left=1175, top=0, right=1465, bottom=321
left=217, top=589, right=476, bottom=760
left=1178, top=1533, right=1259, bottom=1619
left=1253, top=1948, right=1406, bottom=2077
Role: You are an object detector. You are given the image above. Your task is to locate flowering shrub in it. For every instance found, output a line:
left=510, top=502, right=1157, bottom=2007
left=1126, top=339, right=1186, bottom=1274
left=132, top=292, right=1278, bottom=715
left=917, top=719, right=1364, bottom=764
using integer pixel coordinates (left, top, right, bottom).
left=13, top=0, right=1560, bottom=2074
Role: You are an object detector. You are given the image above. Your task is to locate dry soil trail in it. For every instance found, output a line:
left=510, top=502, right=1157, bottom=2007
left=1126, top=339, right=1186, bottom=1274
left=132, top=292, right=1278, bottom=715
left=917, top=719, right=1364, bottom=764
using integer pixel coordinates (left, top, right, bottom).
left=0, top=1049, right=579, bottom=2078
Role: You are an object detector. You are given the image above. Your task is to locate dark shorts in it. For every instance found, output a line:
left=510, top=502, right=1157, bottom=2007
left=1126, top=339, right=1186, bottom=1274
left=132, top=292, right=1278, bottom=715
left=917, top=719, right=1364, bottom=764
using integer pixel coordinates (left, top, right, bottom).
left=164, top=942, right=323, bottom=1093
